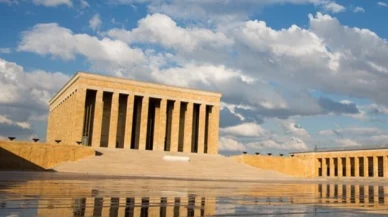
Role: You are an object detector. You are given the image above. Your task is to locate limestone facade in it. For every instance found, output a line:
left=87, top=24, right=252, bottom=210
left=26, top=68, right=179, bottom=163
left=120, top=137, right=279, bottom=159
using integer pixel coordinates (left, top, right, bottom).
left=233, top=148, right=388, bottom=178
left=300, top=148, right=388, bottom=178
left=46, top=72, right=221, bottom=154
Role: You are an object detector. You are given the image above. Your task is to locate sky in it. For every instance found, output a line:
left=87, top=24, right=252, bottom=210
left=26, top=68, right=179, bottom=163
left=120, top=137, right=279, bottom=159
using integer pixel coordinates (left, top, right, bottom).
left=1, top=0, right=388, bottom=155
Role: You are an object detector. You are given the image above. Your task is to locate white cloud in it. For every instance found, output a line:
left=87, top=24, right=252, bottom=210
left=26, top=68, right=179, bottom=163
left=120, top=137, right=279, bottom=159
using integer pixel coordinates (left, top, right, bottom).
left=89, top=14, right=101, bottom=32
left=107, top=13, right=233, bottom=52
left=220, top=122, right=266, bottom=137
left=79, top=0, right=88, bottom=8
left=322, top=2, right=346, bottom=13
left=319, top=127, right=383, bottom=137
left=0, top=58, right=69, bottom=139
left=279, top=120, right=310, bottom=138
left=335, top=139, right=361, bottom=147
left=219, top=137, right=246, bottom=151
left=0, top=48, right=11, bottom=54
left=378, top=2, right=388, bottom=7
left=247, top=137, right=308, bottom=151
left=15, top=12, right=388, bottom=148
left=107, top=0, right=347, bottom=24
left=0, top=115, right=32, bottom=130
left=18, top=23, right=146, bottom=76
left=353, top=6, right=365, bottom=13
left=32, top=0, right=73, bottom=7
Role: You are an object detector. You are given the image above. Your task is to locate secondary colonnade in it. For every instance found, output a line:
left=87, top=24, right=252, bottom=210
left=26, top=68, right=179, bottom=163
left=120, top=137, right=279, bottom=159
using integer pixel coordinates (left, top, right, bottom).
left=317, top=155, right=388, bottom=178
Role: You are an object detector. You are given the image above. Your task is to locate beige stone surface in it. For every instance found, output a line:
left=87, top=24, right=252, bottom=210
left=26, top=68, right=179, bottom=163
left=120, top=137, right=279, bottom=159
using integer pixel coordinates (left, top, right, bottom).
left=54, top=147, right=292, bottom=181
left=232, top=154, right=315, bottom=177
left=0, top=140, right=95, bottom=170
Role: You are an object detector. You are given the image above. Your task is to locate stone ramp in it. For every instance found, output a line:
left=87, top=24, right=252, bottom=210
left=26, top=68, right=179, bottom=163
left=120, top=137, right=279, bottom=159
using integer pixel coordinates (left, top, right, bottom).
left=54, top=148, right=292, bottom=181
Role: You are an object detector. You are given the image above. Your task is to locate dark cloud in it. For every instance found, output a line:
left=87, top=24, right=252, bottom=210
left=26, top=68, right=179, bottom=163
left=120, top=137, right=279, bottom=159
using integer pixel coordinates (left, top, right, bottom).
left=318, top=97, right=359, bottom=114
left=219, top=107, right=243, bottom=127
left=0, top=123, right=34, bottom=139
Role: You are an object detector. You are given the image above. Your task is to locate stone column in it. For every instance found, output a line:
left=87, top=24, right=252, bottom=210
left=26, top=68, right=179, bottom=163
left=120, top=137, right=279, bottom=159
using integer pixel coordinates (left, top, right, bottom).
left=384, top=156, right=388, bottom=178
left=197, top=104, right=206, bottom=154
left=338, top=185, right=343, bottom=203
left=338, top=157, right=343, bottom=177
left=166, top=197, right=174, bottom=216
left=158, top=99, right=167, bottom=151
left=208, top=105, right=220, bottom=154
left=108, top=92, right=119, bottom=148
left=91, top=90, right=103, bottom=147
left=84, top=198, right=94, bottom=217
left=374, top=156, right=379, bottom=178
left=355, top=185, right=360, bottom=204
left=72, top=87, right=87, bottom=144
left=355, top=157, right=360, bottom=177
left=183, top=102, right=193, bottom=153
left=152, top=101, right=161, bottom=151
left=322, top=158, right=327, bottom=177
left=170, top=100, right=181, bottom=152
left=346, top=157, right=351, bottom=177
left=123, top=94, right=134, bottom=149
left=364, top=157, right=369, bottom=177
left=117, top=198, right=126, bottom=217
left=329, top=158, right=335, bottom=177
left=138, top=96, right=149, bottom=150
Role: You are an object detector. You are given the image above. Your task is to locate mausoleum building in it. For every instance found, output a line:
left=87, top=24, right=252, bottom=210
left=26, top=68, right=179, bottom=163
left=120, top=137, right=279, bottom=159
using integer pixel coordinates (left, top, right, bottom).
left=46, top=72, right=221, bottom=154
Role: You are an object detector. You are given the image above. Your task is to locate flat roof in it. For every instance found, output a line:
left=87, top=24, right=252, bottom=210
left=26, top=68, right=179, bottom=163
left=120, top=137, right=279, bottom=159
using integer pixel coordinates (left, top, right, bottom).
left=292, top=145, right=388, bottom=154
left=50, top=71, right=222, bottom=104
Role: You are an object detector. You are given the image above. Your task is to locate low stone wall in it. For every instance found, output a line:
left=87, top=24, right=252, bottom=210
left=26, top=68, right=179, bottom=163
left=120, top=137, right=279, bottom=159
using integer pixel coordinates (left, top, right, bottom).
left=0, top=140, right=95, bottom=171
left=231, top=154, right=315, bottom=177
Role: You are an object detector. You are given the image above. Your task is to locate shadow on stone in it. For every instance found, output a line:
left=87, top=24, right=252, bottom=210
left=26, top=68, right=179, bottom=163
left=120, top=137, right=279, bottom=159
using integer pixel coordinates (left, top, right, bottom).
left=0, top=147, right=54, bottom=172
left=95, top=151, right=103, bottom=156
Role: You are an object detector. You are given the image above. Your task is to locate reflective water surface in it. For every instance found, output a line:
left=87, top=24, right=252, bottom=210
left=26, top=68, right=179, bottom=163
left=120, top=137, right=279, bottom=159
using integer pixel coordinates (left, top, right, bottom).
left=1, top=172, right=388, bottom=216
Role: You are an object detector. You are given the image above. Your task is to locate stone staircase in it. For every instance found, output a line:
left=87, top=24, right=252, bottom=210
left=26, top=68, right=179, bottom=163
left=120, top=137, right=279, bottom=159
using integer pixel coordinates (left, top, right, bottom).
left=53, top=148, right=292, bottom=181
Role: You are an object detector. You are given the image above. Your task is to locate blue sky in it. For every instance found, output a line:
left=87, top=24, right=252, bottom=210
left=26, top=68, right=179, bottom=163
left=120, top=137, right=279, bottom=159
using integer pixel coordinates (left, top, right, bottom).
left=1, top=0, right=388, bottom=155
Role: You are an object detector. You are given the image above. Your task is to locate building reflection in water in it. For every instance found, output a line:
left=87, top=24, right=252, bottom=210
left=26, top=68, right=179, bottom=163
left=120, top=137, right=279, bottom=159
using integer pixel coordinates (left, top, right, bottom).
left=2, top=183, right=388, bottom=217
left=37, top=194, right=214, bottom=217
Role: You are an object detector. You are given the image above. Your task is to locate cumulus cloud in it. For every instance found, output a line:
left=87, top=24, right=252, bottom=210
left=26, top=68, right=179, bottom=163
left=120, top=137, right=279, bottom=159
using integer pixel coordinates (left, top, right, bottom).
left=219, top=137, right=246, bottom=152
left=14, top=11, right=388, bottom=151
left=0, top=58, right=68, bottom=139
left=109, top=0, right=346, bottom=24
left=18, top=23, right=146, bottom=76
left=89, top=14, right=101, bottom=32
left=318, top=126, right=388, bottom=148
left=353, top=6, right=365, bottom=13
left=319, top=127, right=383, bottom=137
left=279, top=120, right=310, bottom=138
left=220, top=122, right=266, bottom=137
left=107, top=13, right=233, bottom=53
left=32, top=0, right=72, bottom=7
left=247, top=137, right=308, bottom=151
left=321, top=1, right=345, bottom=13
left=335, top=139, right=361, bottom=147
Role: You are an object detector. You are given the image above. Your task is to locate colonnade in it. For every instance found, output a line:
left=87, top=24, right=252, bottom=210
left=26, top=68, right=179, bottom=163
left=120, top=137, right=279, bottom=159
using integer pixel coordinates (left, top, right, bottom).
left=38, top=196, right=215, bottom=217
left=317, top=155, right=388, bottom=178
left=81, top=89, right=219, bottom=154
left=317, top=184, right=388, bottom=207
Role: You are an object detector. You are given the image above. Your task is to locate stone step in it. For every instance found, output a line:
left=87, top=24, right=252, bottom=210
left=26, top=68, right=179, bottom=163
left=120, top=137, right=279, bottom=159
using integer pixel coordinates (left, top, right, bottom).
left=54, top=148, right=291, bottom=180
